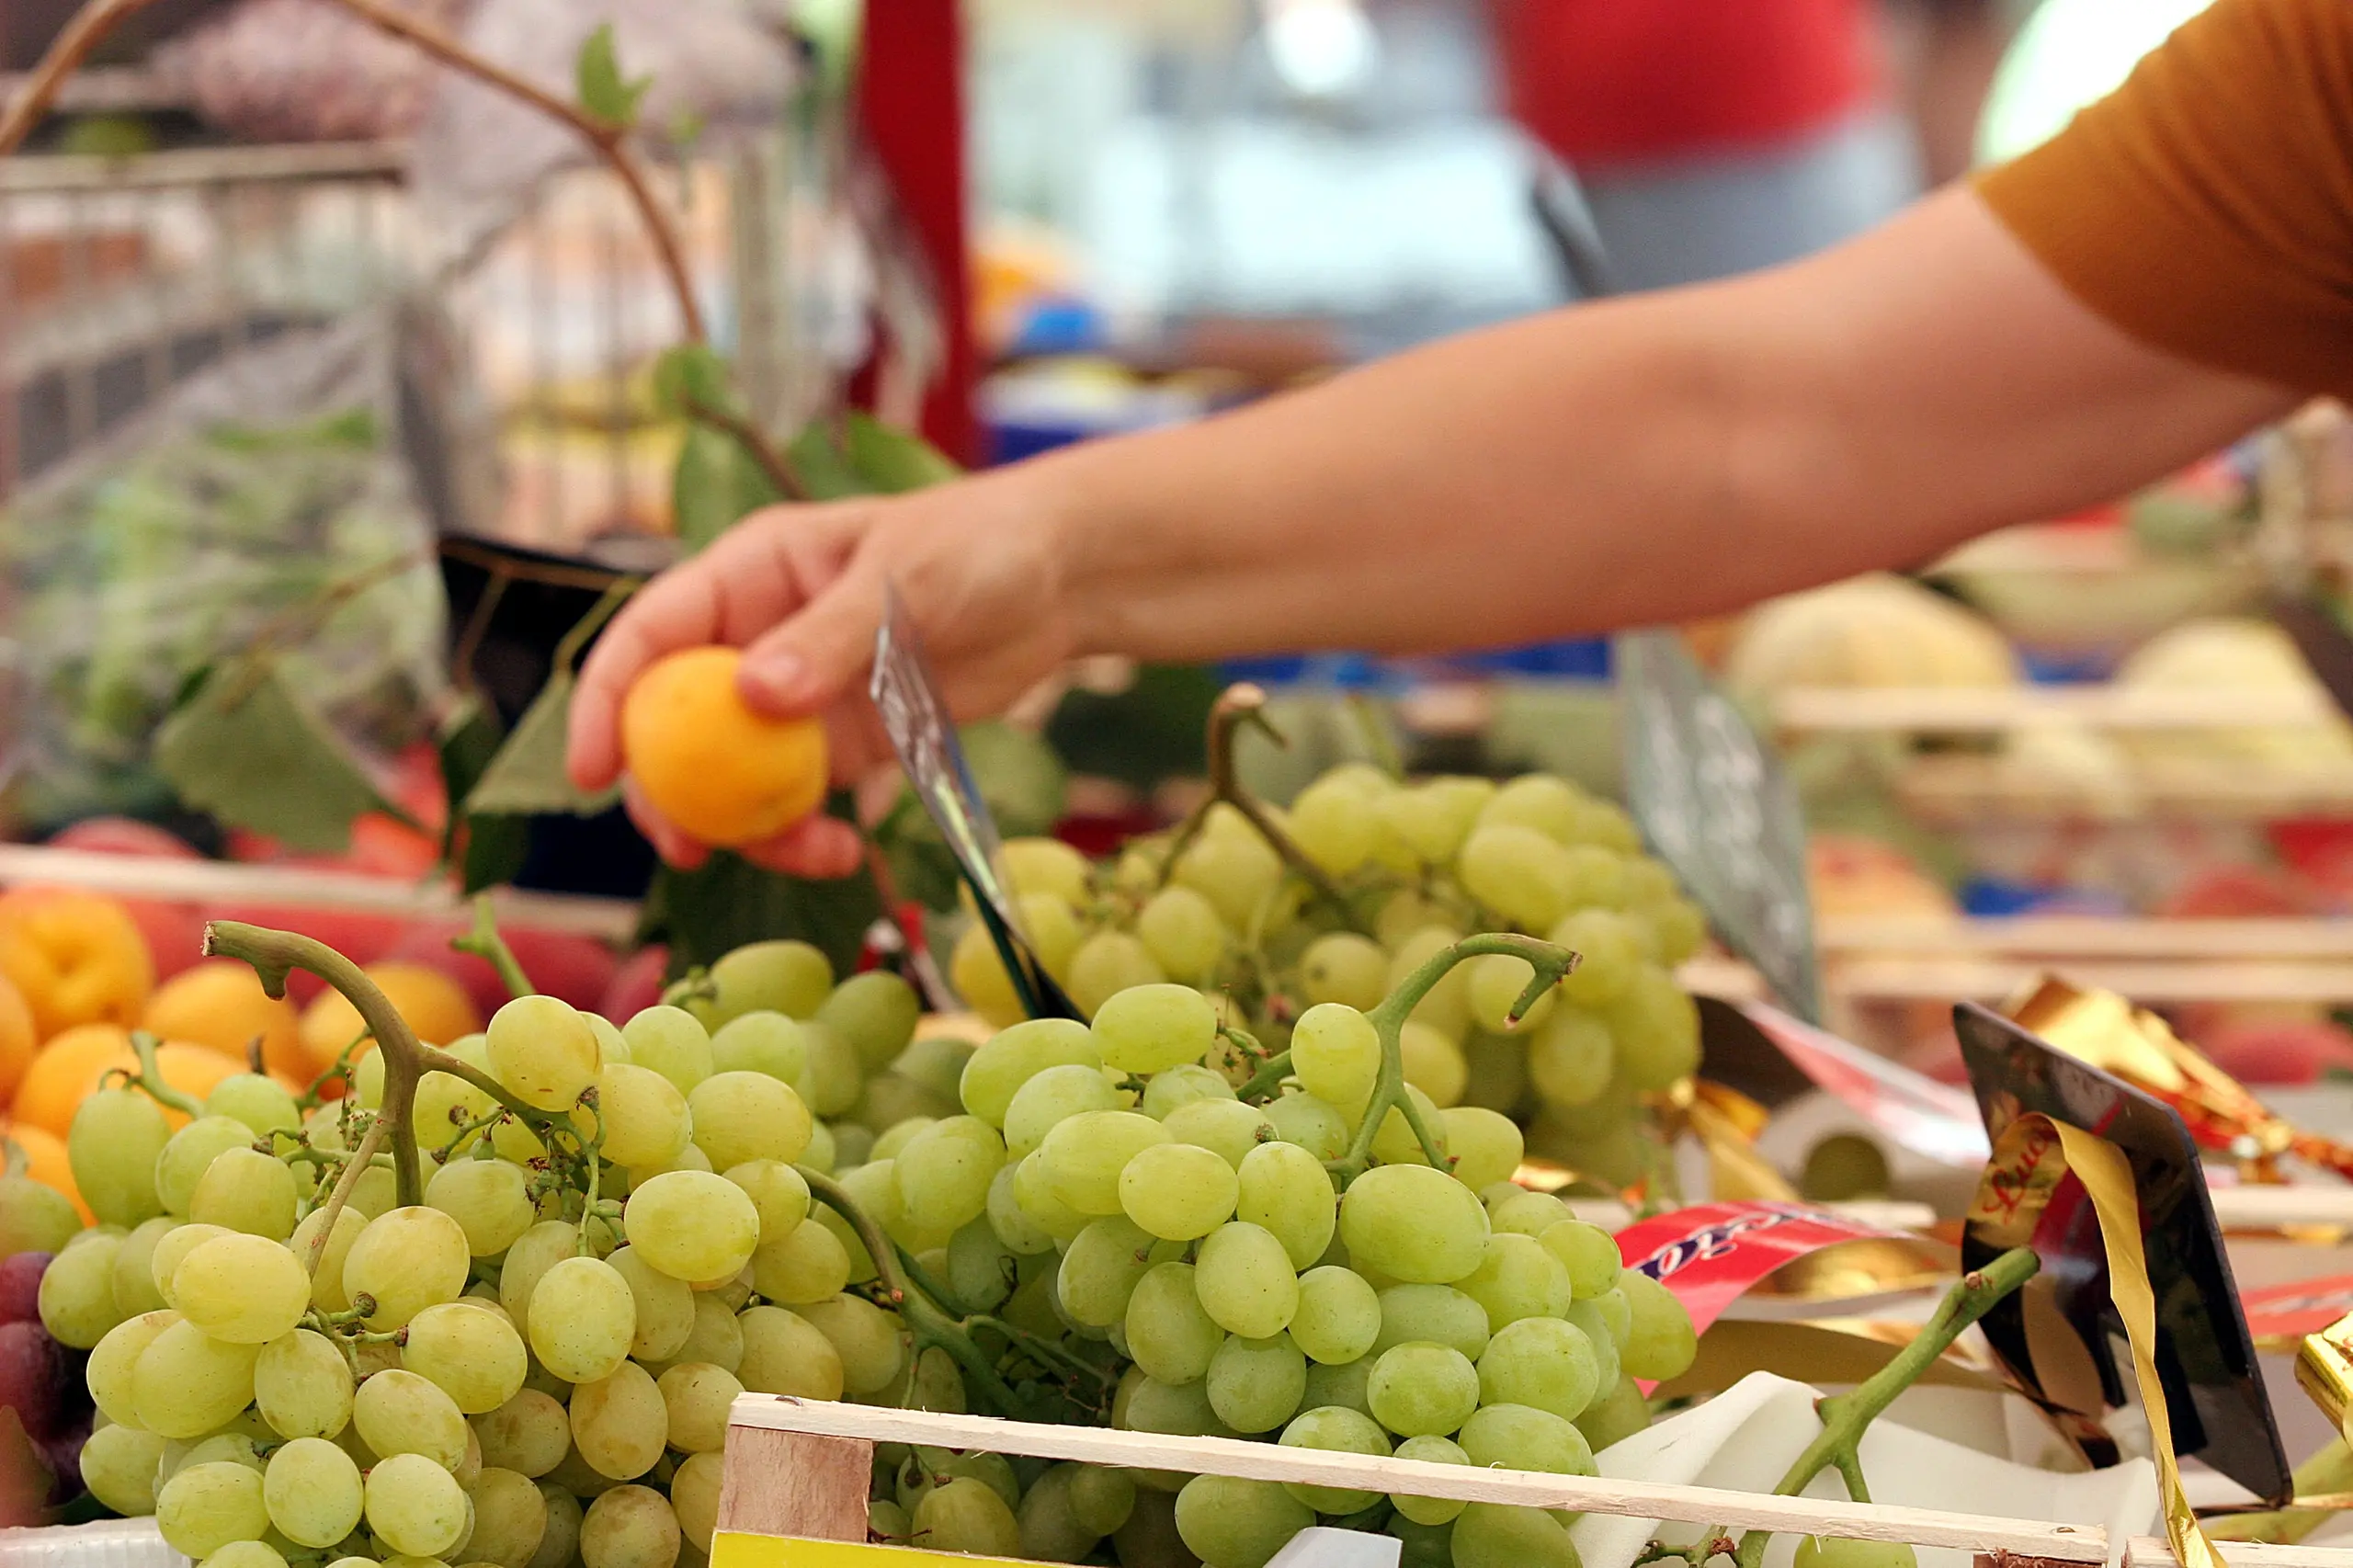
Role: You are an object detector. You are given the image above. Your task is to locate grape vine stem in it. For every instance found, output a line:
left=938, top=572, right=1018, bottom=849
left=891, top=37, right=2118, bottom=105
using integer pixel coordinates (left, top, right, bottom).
left=1162, top=685, right=1348, bottom=912
left=453, top=895, right=537, bottom=1001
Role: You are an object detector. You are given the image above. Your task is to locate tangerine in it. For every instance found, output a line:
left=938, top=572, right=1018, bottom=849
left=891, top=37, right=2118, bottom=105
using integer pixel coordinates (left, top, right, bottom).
left=297, top=961, right=483, bottom=1079
left=620, top=646, right=829, bottom=847
left=0, top=886, right=154, bottom=1039
left=143, top=959, right=304, bottom=1079
left=0, top=977, right=32, bottom=1107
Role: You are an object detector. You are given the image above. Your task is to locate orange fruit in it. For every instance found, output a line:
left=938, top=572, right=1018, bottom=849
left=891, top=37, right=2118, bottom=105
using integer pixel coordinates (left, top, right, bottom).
left=9, top=1026, right=259, bottom=1137
left=143, top=959, right=304, bottom=1079
left=297, top=962, right=483, bottom=1079
left=0, top=976, right=33, bottom=1108
left=0, top=1121, right=89, bottom=1221
left=620, top=646, right=829, bottom=846
left=0, top=886, right=154, bottom=1039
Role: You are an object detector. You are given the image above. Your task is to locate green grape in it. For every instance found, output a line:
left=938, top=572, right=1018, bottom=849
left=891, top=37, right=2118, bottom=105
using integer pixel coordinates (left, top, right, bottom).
left=472, top=1390, right=573, bottom=1478
left=1232, top=1142, right=1332, bottom=1268
left=1289, top=1267, right=1380, bottom=1365
left=707, top=1011, right=806, bottom=1084
left=1794, top=1539, right=1920, bottom=1568
left=1289, top=1004, right=1380, bottom=1108
left=945, top=1220, right=1017, bottom=1312
left=1801, top=1134, right=1892, bottom=1202
left=715, top=1160, right=807, bottom=1243
left=37, top=1228, right=125, bottom=1347
left=343, top=1165, right=401, bottom=1221
left=870, top=1117, right=937, bottom=1163
left=1450, top=1503, right=1579, bottom=1568
left=1063, top=931, right=1163, bottom=1025
left=1529, top=1006, right=1614, bottom=1108
left=586, top=1063, right=691, bottom=1169
left=1123, top=1262, right=1224, bottom=1384
left=1049, top=1467, right=1131, bottom=1544
left=1264, top=1094, right=1348, bottom=1162
left=895, top=1117, right=1007, bottom=1234
left=534, top=1484, right=585, bottom=1568
left=750, top=1218, right=849, bottom=1304
left=1057, top=1217, right=1159, bottom=1328
left=344, top=1206, right=471, bottom=1329
left=896, top=1445, right=1020, bottom=1514
left=496, top=1222, right=580, bottom=1341
left=1538, top=1220, right=1623, bottom=1299
left=1459, top=1233, right=1574, bottom=1329
left=1478, top=776, right=1585, bottom=843
left=1388, top=1435, right=1470, bottom=1525
left=69, top=1085, right=170, bottom=1227
left=625, top=1170, right=760, bottom=1284
left=951, top=924, right=1028, bottom=1029
left=355, top=1368, right=470, bottom=1469
left=1195, top=1221, right=1297, bottom=1338
left=107, top=1215, right=175, bottom=1316
left=365, top=1453, right=469, bottom=1559
left=571, top=1360, right=666, bottom=1480
left=1608, top=965, right=1700, bottom=1091
left=797, top=1295, right=904, bottom=1395
left=1175, top=1474, right=1312, bottom=1568
left=1461, top=1402, right=1596, bottom=1479
left=1367, top=1341, right=1480, bottom=1437
left=1338, top=1165, right=1488, bottom=1284
left=1574, top=1373, right=1651, bottom=1453
left=466, top=1467, right=550, bottom=1568
left=156, top=1116, right=258, bottom=1216
left=1562, top=1301, right=1622, bottom=1391
left=251, top=1327, right=354, bottom=1439
left=1138, top=1065, right=1230, bottom=1120
left=86, top=1308, right=176, bottom=1426
left=699, top=940, right=834, bottom=1026
left=1012, top=1153, right=1091, bottom=1247
left=983, top=1163, right=1056, bottom=1256
left=1374, top=784, right=1466, bottom=868
left=188, top=1147, right=298, bottom=1240
left=815, top=971, right=922, bottom=1073
left=411, top=1059, right=497, bottom=1158
left=1292, top=935, right=1383, bottom=1013
left=1120, top=1143, right=1238, bottom=1242
left=1040, top=1111, right=1169, bottom=1215
left=620, top=1007, right=714, bottom=1095
left=912, top=1475, right=1019, bottom=1556
left=1458, top=827, right=1573, bottom=931
left=1437, top=1108, right=1523, bottom=1192
left=959, top=1019, right=1099, bottom=1126
left=1372, top=1285, right=1490, bottom=1360
left=424, top=1160, right=532, bottom=1259
left=1557, top=844, right=1628, bottom=908
left=654, top=1361, right=741, bottom=1455
left=166, top=1231, right=306, bottom=1345
left=80, top=1420, right=168, bottom=1514
left=1383, top=927, right=1475, bottom=1043
left=787, top=1022, right=865, bottom=1119
left=294, top=1209, right=369, bottom=1318
left=1300, top=1355, right=1374, bottom=1419
left=670, top=1451, right=724, bottom=1554
left=1618, top=1268, right=1699, bottom=1381
left=157, top=1460, right=270, bottom=1558
left=264, top=1436, right=365, bottom=1547
left=1162, top=1097, right=1278, bottom=1171
left=527, top=1256, right=638, bottom=1382
left=1014, top=1462, right=1099, bottom=1562
left=168, top=1433, right=262, bottom=1477
left=487, top=994, right=602, bottom=1112
left=403, top=1302, right=529, bottom=1415
left=1547, top=909, right=1642, bottom=1006
left=203, top=1540, right=290, bottom=1568
left=1464, top=955, right=1554, bottom=1035
left=134, top=1319, right=262, bottom=1437
left=893, top=1035, right=977, bottom=1102
left=684, top=1071, right=813, bottom=1174
left=1134, top=888, right=1227, bottom=984
left=1398, top=1024, right=1467, bottom=1109
left=1483, top=1316, right=1603, bottom=1420
left=1488, top=1190, right=1572, bottom=1237
left=1646, top=896, right=1708, bottom=966
left=1289, top=775, right=1381, bottom=877
left=1207, top=1332, right=1306, bottom=1434
left=1277, top=1405, right=1390, bottom=1513
left=1092, top=984, right=1217, bottom=1075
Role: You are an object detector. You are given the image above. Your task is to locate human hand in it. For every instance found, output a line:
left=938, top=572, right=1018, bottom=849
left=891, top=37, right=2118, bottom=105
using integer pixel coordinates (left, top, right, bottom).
left=565, top=473, right=1080, bottom=877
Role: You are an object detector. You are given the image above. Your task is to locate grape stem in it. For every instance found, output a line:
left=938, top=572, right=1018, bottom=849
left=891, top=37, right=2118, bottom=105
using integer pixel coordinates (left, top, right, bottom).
left=1236, top=1050, right=1294, bottom=1103
left=1161, top=684, right=1349, bottom=912
left=452, top=895, right=538, bottom=1000
left=1335, top=934, right=1580, bottom=1181
left=123, top=1031, right=206, bottom=1121
left=1643, top=1246, right=2041, bottom=1568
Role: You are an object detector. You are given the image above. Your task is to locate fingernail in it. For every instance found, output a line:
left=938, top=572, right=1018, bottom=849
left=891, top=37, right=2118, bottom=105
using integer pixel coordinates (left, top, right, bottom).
left=739, top=652, right=804, bottom=708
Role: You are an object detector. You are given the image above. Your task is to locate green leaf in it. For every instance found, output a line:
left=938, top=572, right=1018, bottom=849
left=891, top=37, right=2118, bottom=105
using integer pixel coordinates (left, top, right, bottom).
left=435, top=694, right=505, bottom=861
left=844, top=411, right=961, bottom=492
left=154, top=661, right=401, bottom=854
left=784, top=424, right=870, bottom=501
left=674, top=424, right=784, bottom=556
left=462, top=670, right=620, bottom=818
left=575, top=23, right=652, bottom=130
left=651, top=344, right=738, bottom=419
left=639, top=833, right=884, bottom=977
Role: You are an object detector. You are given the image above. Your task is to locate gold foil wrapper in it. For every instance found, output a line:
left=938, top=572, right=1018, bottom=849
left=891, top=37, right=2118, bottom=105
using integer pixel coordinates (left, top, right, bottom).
left=2296, top=1314, right=2353, bottom=1443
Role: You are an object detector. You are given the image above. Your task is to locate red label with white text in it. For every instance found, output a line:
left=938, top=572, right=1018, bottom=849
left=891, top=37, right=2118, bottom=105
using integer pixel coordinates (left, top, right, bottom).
left=2240, top=1275, right=2353, bottom=1343
left=1614, top=1200, right=1917, bottom=1348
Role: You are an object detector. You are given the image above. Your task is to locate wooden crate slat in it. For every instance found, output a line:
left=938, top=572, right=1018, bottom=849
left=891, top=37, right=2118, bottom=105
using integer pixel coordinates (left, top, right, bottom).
left=724, top=1397, right=2109, bottom=1562
left=2126, top=1536, right=2353, bottom=1568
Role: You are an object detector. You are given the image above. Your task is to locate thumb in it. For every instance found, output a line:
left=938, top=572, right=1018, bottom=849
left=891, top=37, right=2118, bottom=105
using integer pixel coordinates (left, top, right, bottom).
left=735, top=564, right=885, bottom=718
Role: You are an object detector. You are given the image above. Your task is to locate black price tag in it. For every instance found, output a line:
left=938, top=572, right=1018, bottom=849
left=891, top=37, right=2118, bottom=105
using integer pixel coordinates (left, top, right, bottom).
left=1616, top=629, right=1821, bottom=1023
left=1954, top=1002, right=2289, bottom=1506
left=870, top=585, right=1081, bottom=1021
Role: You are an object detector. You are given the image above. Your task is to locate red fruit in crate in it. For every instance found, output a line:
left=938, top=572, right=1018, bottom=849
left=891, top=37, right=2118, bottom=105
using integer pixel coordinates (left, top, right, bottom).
left=0, top=1256, right=48, bottom=1328
left=504, top=930, right=619, bottom=1010
left=2198, top=1019, right=2353, bottom=1085
left=2159, top=866, right=2313, bottom=919
left=600, top=946, right=669, bottom=1021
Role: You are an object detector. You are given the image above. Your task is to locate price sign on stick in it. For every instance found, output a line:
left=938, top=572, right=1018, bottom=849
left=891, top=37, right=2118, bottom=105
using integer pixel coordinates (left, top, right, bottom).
left=870, top=585, right=1081, bottom=1021
left=1617, top=629, right=1821, bottom=1022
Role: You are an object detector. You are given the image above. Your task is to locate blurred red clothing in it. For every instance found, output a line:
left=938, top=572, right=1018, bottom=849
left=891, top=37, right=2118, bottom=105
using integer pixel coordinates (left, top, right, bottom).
left=1491, top=0, right=1880, bottom=171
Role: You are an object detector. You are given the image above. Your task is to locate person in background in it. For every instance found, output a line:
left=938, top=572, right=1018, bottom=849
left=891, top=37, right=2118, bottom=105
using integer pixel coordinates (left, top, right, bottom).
left=1488, top=0, right=2009, bottom=290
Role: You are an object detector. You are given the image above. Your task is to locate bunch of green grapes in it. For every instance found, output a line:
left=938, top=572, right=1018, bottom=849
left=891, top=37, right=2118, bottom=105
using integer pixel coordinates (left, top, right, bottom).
left=948, top=768, right=1710, bottom=1186
left=828, top=977, right=1699, bottom=1568
left=53, top=939, right=941, bottom=1568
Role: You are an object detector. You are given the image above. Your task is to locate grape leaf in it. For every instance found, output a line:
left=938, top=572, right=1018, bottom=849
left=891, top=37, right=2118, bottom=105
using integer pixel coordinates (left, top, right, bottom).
left=785, top=424, right=869, bottom=501
left=438, top=695, right=530, bottom=892
left=844, top=411, right=961, bottom=492
left=462, top=670, right=620, bottom=819
left=674, top=424, right=783, bottom=555
left=639, top=831, right=884, bottom=976
left=575, top=23, right=652, bottom=130
left=651, top=344, right=737, bottom=418
left=154, top=660, right=401, bottom=854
